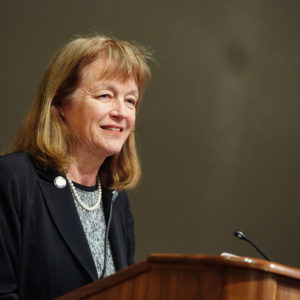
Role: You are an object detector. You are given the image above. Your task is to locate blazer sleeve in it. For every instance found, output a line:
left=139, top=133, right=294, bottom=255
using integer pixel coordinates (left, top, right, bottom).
left=0, top=160, right=22, bottom=299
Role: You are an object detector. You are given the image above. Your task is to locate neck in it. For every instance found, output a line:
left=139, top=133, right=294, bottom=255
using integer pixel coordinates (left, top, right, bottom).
left=67, top=148, right=106, bottom=186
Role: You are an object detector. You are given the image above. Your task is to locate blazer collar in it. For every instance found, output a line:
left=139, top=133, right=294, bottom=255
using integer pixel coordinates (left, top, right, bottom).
left=37, top=168, right=99, bottom=281
left=100, top=188, right=125, bottom=270
left=102, top=189, right=127, bottom=270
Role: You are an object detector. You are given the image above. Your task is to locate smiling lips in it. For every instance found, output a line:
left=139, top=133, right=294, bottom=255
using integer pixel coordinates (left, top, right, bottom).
left=100, top=125, right=124, bottom=132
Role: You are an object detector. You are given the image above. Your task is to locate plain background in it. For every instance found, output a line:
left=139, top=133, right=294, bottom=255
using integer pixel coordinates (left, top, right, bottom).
left=1, top=0, right=299, bottom=268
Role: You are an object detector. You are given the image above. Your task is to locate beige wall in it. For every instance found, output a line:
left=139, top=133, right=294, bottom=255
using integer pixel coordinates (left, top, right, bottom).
left=1, top=0, right=299, bottom=267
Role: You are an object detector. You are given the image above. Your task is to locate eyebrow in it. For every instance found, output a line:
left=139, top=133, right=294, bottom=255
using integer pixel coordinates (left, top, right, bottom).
left=127, top=89, right=139, bottom=97
left=95, top=83, right=139, bottom=97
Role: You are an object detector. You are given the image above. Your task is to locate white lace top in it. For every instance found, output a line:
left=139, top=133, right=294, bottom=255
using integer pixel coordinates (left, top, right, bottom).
left=72, top=182, right=115, bottom=278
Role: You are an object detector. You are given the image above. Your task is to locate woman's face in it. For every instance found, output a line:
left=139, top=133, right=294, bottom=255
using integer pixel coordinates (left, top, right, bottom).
left=60, top=57, right=139, bottom=161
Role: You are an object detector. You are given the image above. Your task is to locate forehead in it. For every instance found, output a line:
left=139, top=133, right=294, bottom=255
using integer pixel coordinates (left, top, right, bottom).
left=79, top=56, right=137, bottom=89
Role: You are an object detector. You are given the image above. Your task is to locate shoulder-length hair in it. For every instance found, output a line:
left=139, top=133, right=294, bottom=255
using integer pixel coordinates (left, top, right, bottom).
left=11, top=35, right=152, bottom=190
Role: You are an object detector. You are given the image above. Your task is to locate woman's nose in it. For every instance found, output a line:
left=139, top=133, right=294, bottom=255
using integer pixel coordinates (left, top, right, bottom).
left=110, top=98, right=127, bottom=118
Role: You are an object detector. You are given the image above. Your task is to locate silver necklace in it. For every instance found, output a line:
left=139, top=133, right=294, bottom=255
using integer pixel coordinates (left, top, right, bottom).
left=65, top=174, right=102, bottom=211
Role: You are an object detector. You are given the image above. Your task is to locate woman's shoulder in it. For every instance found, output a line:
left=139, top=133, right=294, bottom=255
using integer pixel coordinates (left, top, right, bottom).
left=102, top=188, right=130, bottom=209
left=0, top=152, right=36, bottom=180
left=113, top=190, right=132, bottom=214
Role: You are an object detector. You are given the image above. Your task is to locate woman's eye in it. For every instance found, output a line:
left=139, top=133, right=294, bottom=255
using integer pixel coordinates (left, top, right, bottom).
left=95, top=93, right=112, bottom=101
left=126, top=98, right=136, bottom=107
left=99, top=94, right=110, bottom=99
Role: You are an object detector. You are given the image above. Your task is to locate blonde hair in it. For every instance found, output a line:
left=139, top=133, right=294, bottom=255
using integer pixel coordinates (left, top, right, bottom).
left=11, top=35, right=152, bottom=190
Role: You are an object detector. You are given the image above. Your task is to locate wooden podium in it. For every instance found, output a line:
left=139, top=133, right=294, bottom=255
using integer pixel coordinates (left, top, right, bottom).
left=56, top=254, right=300, bottom=300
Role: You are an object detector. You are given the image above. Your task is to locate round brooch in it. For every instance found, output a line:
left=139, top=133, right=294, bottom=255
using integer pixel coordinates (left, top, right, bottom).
left=54, top=176, right=67, bottom=189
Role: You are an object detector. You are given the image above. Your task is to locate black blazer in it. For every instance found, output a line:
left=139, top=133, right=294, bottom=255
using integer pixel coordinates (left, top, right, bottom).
left=0, top=152, right=135, bottom=300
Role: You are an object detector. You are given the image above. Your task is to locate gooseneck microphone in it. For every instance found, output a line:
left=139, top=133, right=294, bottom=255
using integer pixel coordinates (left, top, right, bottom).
left=100, top=190, right=119, bottom=279
left=233, top=230, right=271, bottom=261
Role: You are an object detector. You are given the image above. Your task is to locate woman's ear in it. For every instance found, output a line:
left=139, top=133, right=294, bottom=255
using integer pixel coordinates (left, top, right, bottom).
left=59, top=112, right=65, bottom=121
left=55, top=105, right=65, bottom=121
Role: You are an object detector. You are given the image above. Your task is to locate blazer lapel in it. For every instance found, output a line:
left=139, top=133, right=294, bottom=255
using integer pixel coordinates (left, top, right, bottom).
left=102, top=189, right=127, bottom=271
left=38, top=173, right=98, bottom=281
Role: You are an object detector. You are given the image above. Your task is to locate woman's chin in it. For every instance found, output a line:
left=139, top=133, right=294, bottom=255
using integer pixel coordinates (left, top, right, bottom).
left=98, top=147, right=123, bottom=159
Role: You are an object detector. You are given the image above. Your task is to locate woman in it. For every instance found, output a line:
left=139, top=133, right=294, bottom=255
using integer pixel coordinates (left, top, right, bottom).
left=0, top=35, right=151, bottom=299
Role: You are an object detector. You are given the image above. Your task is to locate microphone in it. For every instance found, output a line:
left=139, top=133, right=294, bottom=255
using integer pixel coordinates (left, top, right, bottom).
left=100, top=190, right=119, bottom=278
left=233, top=230, right=271, bottom=261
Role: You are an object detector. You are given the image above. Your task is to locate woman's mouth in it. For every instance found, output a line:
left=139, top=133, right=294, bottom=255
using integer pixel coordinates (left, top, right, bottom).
left=100, top=125, right=123, bottom=132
